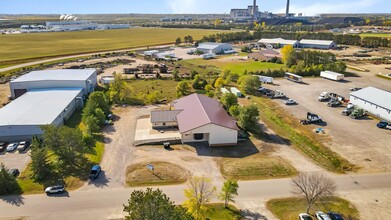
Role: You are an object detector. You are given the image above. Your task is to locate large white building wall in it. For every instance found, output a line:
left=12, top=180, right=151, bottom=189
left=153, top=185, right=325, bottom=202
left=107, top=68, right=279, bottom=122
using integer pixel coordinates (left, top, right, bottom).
left=10, top=79, right=95, bottom=98
left=181, top=123, right=238, bottom=146
left=350, top=96, right=391, bottom=121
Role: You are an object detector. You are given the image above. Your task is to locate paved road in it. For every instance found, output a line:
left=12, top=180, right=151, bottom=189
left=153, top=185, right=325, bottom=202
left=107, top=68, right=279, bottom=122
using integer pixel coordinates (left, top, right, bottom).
left=0, top=44, right=172, bottom=73
left=1, top=172, right=390, bottom=220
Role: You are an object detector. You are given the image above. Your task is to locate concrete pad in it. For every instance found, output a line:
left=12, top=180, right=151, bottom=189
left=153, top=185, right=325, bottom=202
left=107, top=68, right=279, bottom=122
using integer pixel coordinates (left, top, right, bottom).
left=134, top=118, right=181, bottom=146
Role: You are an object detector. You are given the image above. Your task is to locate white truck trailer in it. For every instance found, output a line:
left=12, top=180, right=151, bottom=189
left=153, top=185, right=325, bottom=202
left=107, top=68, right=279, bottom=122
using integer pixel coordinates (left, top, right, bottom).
left=200, top=53, right=216, bottom=60
left=285, top=72, right=303, bottom=83
left=254, top=75, right=273, bottom=84
left=320, top=71, right=344, bottom=81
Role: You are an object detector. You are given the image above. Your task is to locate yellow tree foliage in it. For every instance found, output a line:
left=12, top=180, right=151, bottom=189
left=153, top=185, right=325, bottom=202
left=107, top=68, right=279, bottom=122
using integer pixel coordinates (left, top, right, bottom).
left=214, top=77, right=225, bottom=88
left=281, top=45, right=294, bottom=65
left=183, top=176, right=216, bottom=219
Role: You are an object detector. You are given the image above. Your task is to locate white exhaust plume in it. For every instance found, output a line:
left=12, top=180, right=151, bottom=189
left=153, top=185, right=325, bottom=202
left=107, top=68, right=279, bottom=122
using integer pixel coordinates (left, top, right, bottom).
left=60, top=14, right=66, bottom=20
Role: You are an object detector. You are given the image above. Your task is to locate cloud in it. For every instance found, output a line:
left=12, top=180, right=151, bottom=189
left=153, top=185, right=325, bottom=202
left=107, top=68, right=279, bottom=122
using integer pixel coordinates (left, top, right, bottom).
left=166, top=0, right=199, bottom=14
left=275, top=0, right=381, bottom=16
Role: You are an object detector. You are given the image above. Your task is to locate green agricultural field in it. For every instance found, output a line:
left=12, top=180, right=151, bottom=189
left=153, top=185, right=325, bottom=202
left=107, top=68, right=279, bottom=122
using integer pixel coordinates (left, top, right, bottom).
left=0, top=28, right=231, bottom=64
left=359, top=33, right=391, bottom=38
left=180, top=58, right=284, bottom=75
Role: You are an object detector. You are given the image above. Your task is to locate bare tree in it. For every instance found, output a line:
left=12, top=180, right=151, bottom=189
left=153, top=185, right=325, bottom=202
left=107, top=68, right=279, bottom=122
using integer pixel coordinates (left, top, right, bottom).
left=291, top=172, right=336, bottom=213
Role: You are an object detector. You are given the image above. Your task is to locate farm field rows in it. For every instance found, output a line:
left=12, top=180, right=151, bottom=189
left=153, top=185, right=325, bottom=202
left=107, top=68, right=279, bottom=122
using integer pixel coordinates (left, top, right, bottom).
left=0, top=28, right=231, bottom=64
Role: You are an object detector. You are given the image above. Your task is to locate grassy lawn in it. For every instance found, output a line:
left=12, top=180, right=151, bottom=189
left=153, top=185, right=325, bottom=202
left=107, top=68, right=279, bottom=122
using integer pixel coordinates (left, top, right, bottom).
left=17, top=110, right=105, bottom=194
left=179, top=58, right=284, bottom=75
left=359, top=33, right=391, bottom=38
left=127, top=79, right=180, bottom=103
left=267, top=197, right=359, bottom=220
left=205, top=203, right=243, bottom=220
left=0, top=28, right=231, bottom=64
left=214, top=138, right=297, bottom=180
left=252, top=96, right=356, bottom=173
left=220, top=155, right=297, bottom=180
left=125, top=161, right=190, bottom=187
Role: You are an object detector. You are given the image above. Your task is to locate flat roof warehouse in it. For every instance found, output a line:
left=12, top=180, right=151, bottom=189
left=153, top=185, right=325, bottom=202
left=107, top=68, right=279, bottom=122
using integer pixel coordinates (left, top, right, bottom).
left=11, top=69, right=97, bottom=82
left=0, top=88, right=83, bottom=126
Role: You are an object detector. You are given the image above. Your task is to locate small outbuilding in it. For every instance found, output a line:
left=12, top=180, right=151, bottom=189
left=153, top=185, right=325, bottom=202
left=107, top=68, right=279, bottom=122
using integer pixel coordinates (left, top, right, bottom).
left=350, top=87, right=391, bottom=122
left=197, top=42, right=234, bottom=54
left=230, top=87, right=242, bottom=97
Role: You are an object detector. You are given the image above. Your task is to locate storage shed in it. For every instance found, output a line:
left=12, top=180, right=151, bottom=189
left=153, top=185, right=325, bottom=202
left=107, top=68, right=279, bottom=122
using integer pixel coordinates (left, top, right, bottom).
left=10, top=69, right=97, bottom=99
left=258, top=38, right=299, bottom=48
left=350, top=87, right=391, bottom=121
left=0, top=88, right=84, bottom=142
left=230, top=87, right=242, bottom=97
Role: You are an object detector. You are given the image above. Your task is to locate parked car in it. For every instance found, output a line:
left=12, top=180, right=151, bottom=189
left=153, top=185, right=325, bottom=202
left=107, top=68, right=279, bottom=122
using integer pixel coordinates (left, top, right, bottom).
left=8, top=169, right=20, bottom=178
left=377, top=120, right=390, bottom=129
left=284, top=99, right=297, bottom=105
left=89, top=165, right=101, bottom=180
left=299, top=213, right=313, bottom=220
left=0, top=142, right=8, bottom=153
left=17, top=141, right=30, bottom=152
left=316, top=211, right=331, bottom=220
left=327, top=212, right=344, bottom=220
left=45, top=185, right=65, bottom=195
left=107, top=114, right=113, bottom=120
left=6, top=143, right=19, bottom=152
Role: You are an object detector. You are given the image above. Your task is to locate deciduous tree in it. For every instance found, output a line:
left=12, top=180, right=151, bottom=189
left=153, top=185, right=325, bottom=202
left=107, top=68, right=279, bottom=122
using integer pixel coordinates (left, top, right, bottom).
left=238, top=75, right=261, bottom=95
left=237, top=104, right=259, bottom=131
left=183, top=176, right=216, bottom=219
left=219, top=179, right=239, bottom=208
left=291, top=172, right=336, bottom=213
left=220, top=93, right=238, bottom=110
left=176, top=81, right=191, bottom=97
left=281, top=45, right=295, bottom=66
left=123, top=188, right=194, bottom=220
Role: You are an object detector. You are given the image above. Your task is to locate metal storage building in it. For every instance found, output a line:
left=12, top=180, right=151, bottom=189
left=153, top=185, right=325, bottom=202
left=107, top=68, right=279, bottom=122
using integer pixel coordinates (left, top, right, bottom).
left=197, top=43, right=234, bottom=54
left=350, top=87, right=391, bottom=122
left=0, top=88, right=84, bottom=142
left=10, top=69, right=97, bottom=99
left=299, top=39, right=337, bottom=49
left=258, top=38, right=299, bottom=48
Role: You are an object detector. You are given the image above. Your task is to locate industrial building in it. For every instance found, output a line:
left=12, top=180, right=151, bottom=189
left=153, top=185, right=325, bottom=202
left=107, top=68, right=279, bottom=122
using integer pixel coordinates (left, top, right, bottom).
left=10, top=69, right=97, bottom=99
left=299, top=39, right=337, bottom=49
left=150, top=94, right=239, bottom=146
left=258, top=38, right=299, bottom=48
left=0, top=88, right=84, bottom=142
left=197, top=43, right=234, bottom=55
left=350, top=87, right=391, bottom=122
left=45, top=20, right=129, bottom=31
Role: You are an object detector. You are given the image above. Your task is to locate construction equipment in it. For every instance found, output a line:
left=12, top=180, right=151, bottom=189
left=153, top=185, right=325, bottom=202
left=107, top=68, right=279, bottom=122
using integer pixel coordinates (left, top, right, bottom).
left=350, top=108, right=367, bottom=119
left=327, top=98, right=342, bottom=107
left=300, top=112, right=323, bottom=125
left=267, top=90, right=286, bottom=99
left=342, top=105, right=355, bottom=116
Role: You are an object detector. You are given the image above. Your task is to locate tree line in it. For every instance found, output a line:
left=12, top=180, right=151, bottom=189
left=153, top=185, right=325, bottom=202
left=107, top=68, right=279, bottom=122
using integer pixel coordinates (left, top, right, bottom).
left=199, top=30, right=391, bottom=48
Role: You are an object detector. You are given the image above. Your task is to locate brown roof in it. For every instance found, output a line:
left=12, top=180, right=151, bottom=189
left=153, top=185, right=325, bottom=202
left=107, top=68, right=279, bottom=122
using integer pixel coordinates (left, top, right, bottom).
left=173, top=94, right=239, bottom=133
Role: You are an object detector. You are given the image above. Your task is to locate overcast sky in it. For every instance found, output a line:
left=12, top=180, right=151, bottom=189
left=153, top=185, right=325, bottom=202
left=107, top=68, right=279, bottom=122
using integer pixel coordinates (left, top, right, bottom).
left=0, top=0, right=388, bottom=15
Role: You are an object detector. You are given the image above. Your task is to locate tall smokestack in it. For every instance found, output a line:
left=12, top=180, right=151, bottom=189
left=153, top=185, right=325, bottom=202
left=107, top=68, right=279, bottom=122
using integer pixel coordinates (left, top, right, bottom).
left=253, top=0, right=257, bottom=19
left=286, top=0, right=290, bottom=18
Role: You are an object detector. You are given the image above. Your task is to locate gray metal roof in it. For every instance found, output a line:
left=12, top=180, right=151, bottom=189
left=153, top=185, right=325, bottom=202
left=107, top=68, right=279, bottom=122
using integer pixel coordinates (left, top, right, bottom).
left=350, top=87, right=391, bottom=110
left=258, top=38, right=299, bottom=45
left=0, top=88, right=82, bottom=126
left=300, top=39, right=335, bottom=46
left=197, top=42, right=230, bottom=50
left=150, top=110, right=182, bottom=123
left=11, top=69, right=96, bottom=83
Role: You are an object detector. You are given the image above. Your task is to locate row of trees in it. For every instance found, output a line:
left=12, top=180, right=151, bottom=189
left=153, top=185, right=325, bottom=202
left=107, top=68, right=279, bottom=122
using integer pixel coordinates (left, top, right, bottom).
left=123, top=172, right=336, bottom=219
left=175, top=35, right=195, bottom=45
left=281, top=45, right=347, bottom=76
left=82, top=91, right=110, bottom=136
left=199, top=30, right=390, bottom=47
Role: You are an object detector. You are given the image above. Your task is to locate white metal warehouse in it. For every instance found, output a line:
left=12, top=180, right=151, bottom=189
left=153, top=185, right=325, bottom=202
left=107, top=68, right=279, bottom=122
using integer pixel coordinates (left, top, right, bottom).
left=350, top=87, right=391, bottom=122
left=0, top=88, right=84, bottom=142
left=258, top=38, right=299, bottom=48
left=10, top=69, right=97, bottom=99
left=197, top=42, right=234, bottom=54
left=299, top=39, right=337, bottom=49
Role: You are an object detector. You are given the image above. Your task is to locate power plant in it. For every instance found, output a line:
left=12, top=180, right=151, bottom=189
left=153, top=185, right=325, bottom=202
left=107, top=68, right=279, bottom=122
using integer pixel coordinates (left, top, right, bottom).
left=230, top=0, right=293, bottom=21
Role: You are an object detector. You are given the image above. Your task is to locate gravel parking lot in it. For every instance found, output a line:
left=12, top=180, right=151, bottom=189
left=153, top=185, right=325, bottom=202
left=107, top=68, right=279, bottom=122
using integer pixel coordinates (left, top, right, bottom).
left=263, top=68, right=391, bottom=172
